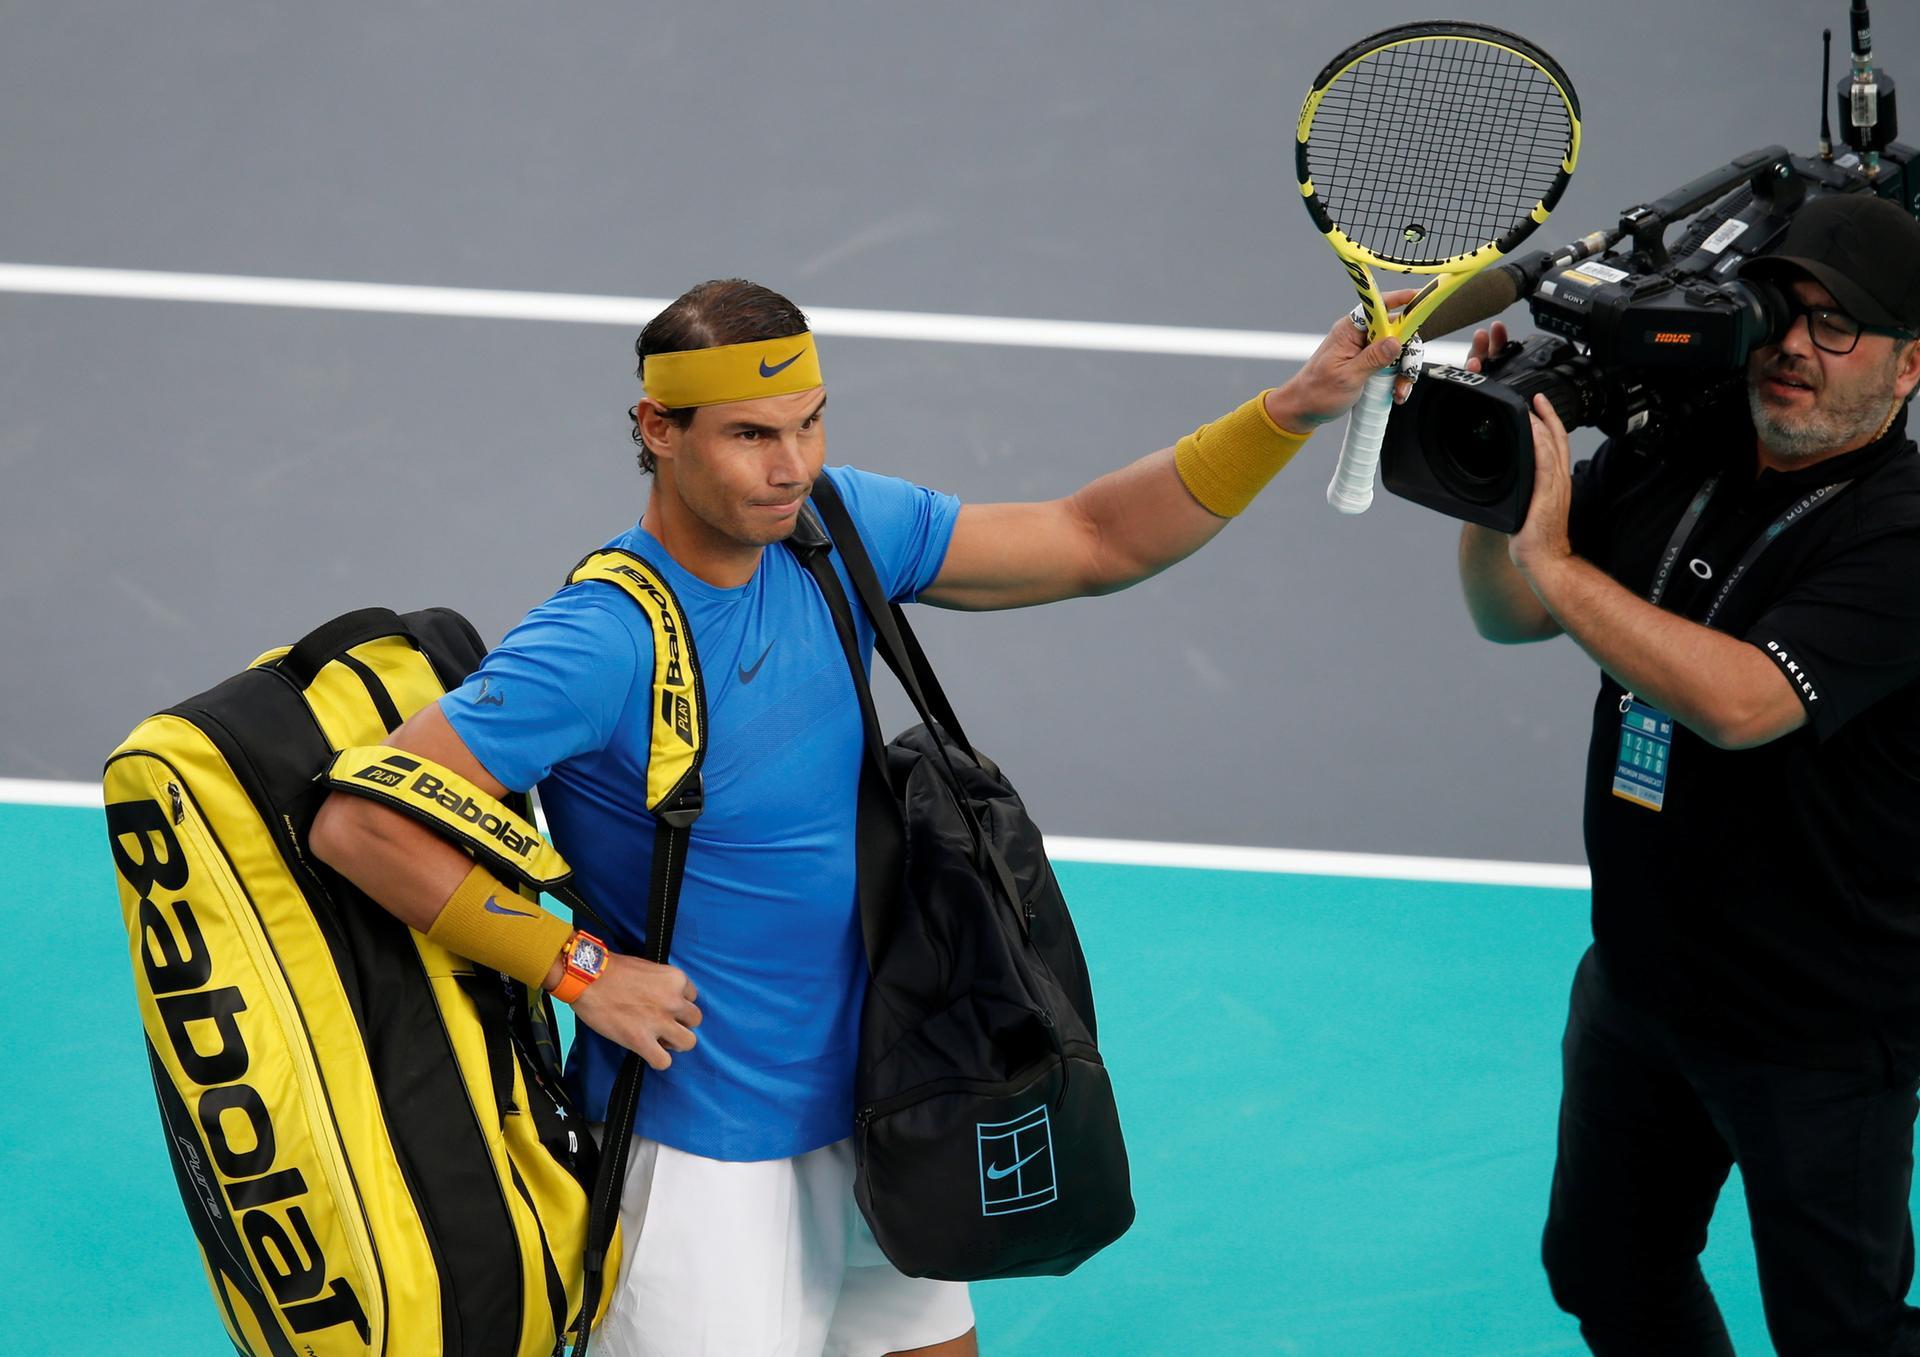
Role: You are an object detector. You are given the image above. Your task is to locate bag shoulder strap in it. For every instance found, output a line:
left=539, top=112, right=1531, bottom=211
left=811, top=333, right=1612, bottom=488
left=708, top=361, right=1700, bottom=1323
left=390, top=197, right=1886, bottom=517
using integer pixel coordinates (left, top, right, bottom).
left=328, top=746, right=572, bottom=885
left=797, top=488, right=1033, bottom=948
left=566, top=549, right=707, bottom=825
left=785, top=513, right=902, bottom=966
left=557, top=548, right=710, bottom=1355
left=804, top=477, right=976, bottom=757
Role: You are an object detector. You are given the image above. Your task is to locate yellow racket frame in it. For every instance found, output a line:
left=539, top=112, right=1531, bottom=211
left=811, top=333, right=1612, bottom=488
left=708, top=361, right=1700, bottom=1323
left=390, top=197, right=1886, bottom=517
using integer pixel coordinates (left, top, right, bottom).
left=1296, top=27, right=1583, bottom=346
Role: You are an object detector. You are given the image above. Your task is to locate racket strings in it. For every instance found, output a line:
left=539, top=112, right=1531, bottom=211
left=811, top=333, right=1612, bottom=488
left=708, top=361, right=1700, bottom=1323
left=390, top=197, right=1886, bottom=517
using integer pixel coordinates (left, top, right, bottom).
left=1336, top=48, right=1565, bottom=258
left=1335, top=43, right=1567, bottom=248
left=1322, top=46, right=1565, bottom=260
left=1307, top=37, right=1572, bottom=265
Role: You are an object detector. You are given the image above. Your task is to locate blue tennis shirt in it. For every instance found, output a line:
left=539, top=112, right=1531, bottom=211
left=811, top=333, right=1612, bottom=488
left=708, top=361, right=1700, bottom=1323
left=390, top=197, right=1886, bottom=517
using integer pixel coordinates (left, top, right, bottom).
left=443, top=465, right=960, bottom=1161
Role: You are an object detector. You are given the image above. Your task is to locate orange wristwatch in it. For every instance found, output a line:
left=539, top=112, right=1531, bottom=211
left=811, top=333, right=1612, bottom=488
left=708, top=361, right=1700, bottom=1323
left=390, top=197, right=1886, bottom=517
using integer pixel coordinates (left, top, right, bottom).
left=551, top=931, right=608, bottom=1004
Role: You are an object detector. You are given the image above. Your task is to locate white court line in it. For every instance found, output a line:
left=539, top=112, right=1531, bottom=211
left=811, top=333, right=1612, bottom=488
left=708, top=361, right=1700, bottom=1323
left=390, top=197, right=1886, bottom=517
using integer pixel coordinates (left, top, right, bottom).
left=13, top=776, right=1585, bottom=888
left=1046, top=835, right=1589, bottom=890
left=0, top=262, right=1471, bottom=364
left=2, top=777, right=106, bottom=809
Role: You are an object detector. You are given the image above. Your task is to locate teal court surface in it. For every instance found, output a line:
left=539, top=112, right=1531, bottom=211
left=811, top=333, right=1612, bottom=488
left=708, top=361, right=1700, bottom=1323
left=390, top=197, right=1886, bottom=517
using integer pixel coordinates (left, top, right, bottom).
left=9, top=800, right=1828, bottom=1355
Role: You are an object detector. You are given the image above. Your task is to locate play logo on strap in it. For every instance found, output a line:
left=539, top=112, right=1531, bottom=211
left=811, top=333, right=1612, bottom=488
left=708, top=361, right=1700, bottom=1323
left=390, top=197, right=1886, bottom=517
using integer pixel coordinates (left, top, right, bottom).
left=350, top=752, right=419, bottom=788
left=978, top=1105, right=1058, bottom=1216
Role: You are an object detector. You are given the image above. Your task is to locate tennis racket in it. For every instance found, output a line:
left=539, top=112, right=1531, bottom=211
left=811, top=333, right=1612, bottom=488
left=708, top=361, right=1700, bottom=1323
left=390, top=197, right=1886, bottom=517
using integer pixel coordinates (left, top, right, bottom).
left=1298, top=22, right=1581, bottom=513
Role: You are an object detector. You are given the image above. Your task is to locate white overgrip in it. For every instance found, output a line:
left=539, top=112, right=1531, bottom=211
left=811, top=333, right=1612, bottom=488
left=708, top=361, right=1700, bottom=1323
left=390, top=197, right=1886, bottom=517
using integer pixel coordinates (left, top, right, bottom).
left=1326, top=367, right=1397, bottom=514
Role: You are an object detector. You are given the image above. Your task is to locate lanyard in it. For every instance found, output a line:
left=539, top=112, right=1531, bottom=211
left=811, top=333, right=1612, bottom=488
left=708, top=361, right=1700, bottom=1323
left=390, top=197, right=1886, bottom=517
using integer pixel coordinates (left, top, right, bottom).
left=1645, top=474, right=1853, bottom=627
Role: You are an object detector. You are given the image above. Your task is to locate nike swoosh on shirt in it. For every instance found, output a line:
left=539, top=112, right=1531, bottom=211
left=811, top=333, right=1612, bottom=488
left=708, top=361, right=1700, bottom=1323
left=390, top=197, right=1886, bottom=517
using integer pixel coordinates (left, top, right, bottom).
left=483, top=895, right=538, bottom=918
left=759, top=351, right=804, bottom=378
left=738, top=642, right=775, bottom=684
left=985, top=1147, right=1045, bottom=1181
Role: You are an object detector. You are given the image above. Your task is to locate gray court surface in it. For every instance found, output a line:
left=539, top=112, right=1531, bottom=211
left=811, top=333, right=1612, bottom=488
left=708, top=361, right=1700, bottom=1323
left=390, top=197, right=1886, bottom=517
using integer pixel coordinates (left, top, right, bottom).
left=7, top=0, right=1915, bottom=864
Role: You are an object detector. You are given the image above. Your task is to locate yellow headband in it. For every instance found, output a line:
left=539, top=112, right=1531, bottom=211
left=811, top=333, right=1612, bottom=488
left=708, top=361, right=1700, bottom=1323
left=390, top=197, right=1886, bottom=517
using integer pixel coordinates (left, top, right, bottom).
left=642, top=332, right=824, bottom=408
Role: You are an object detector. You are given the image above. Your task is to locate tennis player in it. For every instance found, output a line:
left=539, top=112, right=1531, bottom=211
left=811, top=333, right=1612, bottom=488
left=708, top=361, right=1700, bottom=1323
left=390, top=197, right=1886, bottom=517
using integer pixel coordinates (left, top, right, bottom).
left=312, top=277, right=1404, bottom=1356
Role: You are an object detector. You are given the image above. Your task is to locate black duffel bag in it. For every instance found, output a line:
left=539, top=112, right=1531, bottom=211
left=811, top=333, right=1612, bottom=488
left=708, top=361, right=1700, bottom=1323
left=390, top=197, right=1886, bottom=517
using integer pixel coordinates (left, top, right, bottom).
left=792, top=478, right=1135, bottom=1282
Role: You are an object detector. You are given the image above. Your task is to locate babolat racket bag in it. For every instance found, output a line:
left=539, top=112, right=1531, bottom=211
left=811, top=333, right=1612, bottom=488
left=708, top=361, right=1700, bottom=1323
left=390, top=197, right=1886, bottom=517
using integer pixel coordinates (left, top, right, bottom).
left=102, top=607, right=626, bottom=1357
left=794, top=481, right=1135, bottom=1281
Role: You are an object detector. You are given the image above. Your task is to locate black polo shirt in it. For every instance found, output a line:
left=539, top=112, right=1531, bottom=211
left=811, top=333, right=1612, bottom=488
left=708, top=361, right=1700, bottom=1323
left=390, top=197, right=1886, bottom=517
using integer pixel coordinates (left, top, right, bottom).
left=1568, top=405, right=1920, bottom=1068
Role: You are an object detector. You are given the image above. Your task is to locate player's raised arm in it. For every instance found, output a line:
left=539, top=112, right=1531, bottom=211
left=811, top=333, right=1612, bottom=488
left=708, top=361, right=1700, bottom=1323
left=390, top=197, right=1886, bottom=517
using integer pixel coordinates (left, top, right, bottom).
left=921, top=301, right=1407, bottom=612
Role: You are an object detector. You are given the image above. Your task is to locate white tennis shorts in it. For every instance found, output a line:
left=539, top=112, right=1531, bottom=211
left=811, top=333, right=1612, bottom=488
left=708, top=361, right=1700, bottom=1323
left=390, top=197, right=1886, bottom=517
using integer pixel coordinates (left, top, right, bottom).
left=591, top=1133, right=975, bottom=1357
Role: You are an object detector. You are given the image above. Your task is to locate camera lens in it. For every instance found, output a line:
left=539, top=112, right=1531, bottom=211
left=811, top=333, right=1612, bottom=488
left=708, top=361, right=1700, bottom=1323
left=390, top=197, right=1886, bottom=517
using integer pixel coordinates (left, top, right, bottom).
left=1418, top=386, right=1522, bottom=506
left=1444, top=415, right=1516, bottom=492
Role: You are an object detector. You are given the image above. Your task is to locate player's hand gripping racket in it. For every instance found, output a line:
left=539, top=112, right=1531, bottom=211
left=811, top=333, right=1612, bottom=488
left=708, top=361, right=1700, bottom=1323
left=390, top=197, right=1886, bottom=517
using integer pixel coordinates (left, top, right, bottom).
left=1298, top=22, right=1581, bottom=513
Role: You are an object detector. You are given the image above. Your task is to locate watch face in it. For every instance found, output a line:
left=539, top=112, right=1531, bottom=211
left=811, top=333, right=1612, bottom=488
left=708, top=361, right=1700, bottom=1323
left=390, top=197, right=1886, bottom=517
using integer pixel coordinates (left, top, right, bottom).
left=571, top=937, right=608, bottom=978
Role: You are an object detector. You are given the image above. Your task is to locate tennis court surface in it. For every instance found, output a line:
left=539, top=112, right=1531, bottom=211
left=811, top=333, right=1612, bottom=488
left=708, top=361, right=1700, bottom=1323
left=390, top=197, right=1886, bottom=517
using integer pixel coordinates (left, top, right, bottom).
left=12, top=798, right=1811, bottom=1355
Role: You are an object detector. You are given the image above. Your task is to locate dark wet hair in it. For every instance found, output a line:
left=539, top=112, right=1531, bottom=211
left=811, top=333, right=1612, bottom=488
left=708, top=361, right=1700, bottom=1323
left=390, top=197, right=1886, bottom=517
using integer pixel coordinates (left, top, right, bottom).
left=628, top=279, right=811, bottom=474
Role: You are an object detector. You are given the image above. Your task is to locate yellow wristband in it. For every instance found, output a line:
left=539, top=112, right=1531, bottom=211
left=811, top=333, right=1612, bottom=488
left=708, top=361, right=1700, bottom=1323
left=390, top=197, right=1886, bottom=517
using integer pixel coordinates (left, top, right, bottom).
left=1172, top=392, right=1312, bottom=518
left=426, top=862, right=574, bottom=990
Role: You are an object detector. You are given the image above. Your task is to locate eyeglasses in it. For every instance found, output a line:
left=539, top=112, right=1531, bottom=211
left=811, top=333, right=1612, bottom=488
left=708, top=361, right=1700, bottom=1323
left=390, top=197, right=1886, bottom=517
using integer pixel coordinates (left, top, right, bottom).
left=1781, top=294, right=1917, bottom=355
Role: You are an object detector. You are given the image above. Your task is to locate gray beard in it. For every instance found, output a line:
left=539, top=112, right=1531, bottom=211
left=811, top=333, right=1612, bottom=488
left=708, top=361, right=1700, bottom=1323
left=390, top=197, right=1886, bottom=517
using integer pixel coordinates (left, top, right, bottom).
left=1747, top=375, right=1895, bottom=464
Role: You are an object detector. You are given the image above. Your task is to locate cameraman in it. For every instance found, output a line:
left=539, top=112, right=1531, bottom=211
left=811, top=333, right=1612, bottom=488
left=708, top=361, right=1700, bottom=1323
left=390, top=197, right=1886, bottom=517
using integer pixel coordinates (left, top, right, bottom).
left=1458, top=194, right=1920, bottom=1356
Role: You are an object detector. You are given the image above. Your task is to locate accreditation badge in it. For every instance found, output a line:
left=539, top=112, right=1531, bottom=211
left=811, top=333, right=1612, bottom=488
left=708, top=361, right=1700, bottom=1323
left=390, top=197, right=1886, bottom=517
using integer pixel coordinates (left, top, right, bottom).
left=1612, top=697, right=1673, bottom=811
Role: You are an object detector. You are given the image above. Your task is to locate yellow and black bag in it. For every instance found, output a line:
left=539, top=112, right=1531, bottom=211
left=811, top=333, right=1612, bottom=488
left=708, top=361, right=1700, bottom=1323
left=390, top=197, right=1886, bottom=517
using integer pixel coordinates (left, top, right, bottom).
left=102, top=604, right=659, bottom=1356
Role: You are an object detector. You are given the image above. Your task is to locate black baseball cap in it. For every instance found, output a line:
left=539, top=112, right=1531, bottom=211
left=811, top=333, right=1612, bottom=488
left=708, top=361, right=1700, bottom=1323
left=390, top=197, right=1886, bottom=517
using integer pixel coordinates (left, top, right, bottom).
left=1739, top=193, right=1920, bottom=331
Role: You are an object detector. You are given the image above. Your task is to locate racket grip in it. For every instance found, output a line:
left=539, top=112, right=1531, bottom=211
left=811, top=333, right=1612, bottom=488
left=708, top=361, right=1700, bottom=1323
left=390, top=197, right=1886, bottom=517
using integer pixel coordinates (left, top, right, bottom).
left=1326, top=368, right=1396, bottom=515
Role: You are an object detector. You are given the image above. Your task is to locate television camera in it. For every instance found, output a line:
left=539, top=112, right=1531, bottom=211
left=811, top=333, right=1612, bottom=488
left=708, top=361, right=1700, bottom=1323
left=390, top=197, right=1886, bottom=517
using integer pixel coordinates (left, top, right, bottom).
left=1384, top=0, right=1920, bottom=532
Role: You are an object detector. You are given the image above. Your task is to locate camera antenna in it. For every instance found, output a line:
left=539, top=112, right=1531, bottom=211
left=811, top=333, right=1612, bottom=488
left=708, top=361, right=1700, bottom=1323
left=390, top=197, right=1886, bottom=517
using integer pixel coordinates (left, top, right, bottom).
left=1820, top=28, right=1835, bottom=158
left=1849, top=0, right=1881, bottom=173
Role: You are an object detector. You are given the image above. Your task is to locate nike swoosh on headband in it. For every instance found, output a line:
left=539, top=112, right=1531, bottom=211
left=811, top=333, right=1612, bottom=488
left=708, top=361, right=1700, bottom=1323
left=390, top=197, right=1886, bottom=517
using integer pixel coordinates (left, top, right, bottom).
left=759, top=351, right=804, bottom=378
left=483, top=895, right=538, bottom=918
